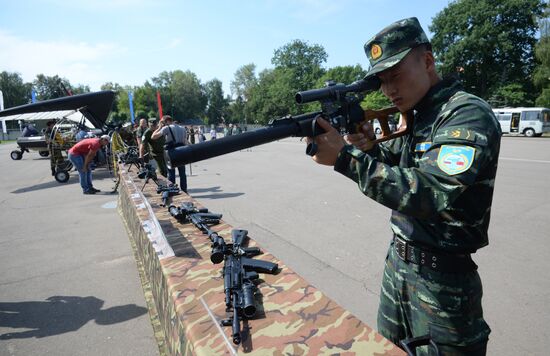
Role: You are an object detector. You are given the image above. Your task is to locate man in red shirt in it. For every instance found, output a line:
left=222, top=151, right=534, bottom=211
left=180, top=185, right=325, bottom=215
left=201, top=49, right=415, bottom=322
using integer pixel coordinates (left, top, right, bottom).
left=68, top=135, right=110, bottom=194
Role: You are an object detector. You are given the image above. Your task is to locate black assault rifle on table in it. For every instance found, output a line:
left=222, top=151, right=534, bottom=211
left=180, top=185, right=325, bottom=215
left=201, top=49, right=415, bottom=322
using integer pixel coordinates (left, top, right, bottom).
left=165, top=76, right=413, bottom=168
left=221, top=229, right=278, bottom=345
left=168, top=202, right=278, bottom=344
left=137, top=162, right=180, bottom=205
left=168, top=202, right=227, bottom=263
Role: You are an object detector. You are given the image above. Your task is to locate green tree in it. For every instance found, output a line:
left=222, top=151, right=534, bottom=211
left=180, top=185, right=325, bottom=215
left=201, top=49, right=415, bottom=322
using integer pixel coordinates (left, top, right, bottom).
left=489, top=83, right=530, bottom=107
left=0, top=71, right=31, bottom=108
left=430, top=0, right=545, bottom=101
left=133, top=81, right=157, bottom=117
left=230, top=64, right=257, bottom=101
left=272, top=39, right=327, bottom=92
left=536, top=88, right=550, bottom=106
left=246, top=68, right=298, bottom=124
left=204, top=78, right=228, bottom=125
left=71, top=84, right=90, bottom=95
left=114, top=85, right=134, bottom=122
left=32, top=74, right=74, bottom=99
left=170, top=70, right=207, bottom=120
left=227, top=95, right=246, bottom=124
left=534, top=6, right=550, bottom=106
left=101, top=82, right=124, bottom=122
left=361, top=91, right=391, bottom=110
left=151, top=71, right=174, bottom=117
left=315, top=65, right=366, bottom=88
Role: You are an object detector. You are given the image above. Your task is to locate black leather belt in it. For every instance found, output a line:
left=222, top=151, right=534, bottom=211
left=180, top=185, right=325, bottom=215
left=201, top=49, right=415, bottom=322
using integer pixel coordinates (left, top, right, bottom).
left=393, top=236, right=477, bottom=273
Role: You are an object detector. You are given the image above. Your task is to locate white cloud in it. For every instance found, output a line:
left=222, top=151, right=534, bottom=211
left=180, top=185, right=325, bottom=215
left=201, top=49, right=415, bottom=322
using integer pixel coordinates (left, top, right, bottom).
left=0, top=30, right=125, bottom=88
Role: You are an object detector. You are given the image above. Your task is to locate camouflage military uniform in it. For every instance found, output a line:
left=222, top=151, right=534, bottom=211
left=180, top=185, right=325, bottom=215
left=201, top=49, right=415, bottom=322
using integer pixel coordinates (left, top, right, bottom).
left=334, top=78, right=501, bottom=354
left=142, top=127, right=167, bottom=177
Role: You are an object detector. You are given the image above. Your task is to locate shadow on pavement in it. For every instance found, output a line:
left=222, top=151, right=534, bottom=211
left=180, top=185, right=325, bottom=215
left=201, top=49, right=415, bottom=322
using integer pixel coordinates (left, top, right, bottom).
left=11, top=179, right=77, bottom=194
left=186, top=186, right=244, bottom=199
left=192, top=192, right=244, bottom=200
left=187, top=186, right=222, bottom=194
left=0, top=295, right=148, bottom=339
left=10, top=169, right=116, bottom=194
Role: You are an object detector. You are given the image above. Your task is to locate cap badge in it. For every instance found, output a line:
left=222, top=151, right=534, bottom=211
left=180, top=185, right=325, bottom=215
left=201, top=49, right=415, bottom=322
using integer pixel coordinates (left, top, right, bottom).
left=371, top=44, right=382, bottom=60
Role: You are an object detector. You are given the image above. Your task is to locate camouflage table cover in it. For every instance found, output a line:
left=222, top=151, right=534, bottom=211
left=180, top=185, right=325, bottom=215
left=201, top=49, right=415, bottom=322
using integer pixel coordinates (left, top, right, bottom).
left=118, top=166, right=404, bottom=355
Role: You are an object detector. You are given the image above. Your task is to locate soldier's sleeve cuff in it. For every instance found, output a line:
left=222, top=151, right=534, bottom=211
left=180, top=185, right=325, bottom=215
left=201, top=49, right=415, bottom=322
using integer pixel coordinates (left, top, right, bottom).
left=334, top=145, right=361, bottom=174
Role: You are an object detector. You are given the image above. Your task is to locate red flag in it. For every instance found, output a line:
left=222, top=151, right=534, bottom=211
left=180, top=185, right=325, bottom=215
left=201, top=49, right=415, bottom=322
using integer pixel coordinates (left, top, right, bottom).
left=157, top=91, right=163, bottom=118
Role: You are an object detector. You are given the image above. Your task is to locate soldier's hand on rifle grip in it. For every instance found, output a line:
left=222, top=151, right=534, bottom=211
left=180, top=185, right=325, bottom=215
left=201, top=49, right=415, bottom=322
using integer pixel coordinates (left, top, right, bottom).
left=345, top=122, right=376, bottom=152
left=306, top=117, right=345, bottom=166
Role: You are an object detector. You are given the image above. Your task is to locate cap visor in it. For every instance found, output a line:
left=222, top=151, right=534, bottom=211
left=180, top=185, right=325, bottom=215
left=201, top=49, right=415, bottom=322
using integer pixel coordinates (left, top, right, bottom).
left=364, top=48, right=412, bottom=78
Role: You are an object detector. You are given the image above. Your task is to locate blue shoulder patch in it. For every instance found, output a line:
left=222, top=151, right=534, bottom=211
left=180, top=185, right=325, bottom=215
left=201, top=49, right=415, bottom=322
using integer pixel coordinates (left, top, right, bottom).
left=436, top=145, right=475, bottom=175
left=415, top=142, right=432, bottom=152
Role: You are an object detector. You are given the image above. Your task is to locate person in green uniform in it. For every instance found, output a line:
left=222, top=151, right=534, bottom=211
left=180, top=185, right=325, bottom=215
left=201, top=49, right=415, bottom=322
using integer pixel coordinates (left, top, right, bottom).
left=140, top=118, right=167, bottom=177
left=308, top=17, right=500, bottom=355
left=134, top=118, right=148, bottom=147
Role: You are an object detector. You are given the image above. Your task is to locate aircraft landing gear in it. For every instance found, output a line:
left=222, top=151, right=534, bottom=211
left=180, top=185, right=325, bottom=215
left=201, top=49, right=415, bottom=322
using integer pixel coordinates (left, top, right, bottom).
left=10, top=150, right=23, bottom=160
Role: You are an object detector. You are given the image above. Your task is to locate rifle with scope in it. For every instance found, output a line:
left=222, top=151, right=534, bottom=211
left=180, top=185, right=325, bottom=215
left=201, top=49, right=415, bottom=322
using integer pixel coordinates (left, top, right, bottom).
left=165, top=76, right=412, bottom=168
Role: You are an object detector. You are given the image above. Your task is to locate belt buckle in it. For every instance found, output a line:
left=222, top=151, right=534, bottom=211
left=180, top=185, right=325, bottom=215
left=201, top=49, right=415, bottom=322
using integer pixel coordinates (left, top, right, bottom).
left=395, top=236, right=408, bottom=262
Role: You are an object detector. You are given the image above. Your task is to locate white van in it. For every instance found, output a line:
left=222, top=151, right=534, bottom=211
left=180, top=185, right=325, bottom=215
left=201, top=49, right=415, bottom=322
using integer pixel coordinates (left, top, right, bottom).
left=492, top=107, right=550, bottom=137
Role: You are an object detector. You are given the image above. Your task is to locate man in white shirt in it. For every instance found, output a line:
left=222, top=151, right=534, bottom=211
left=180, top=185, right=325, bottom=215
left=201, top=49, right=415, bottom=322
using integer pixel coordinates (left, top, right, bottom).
left=151, top=115, right=189, bottom=192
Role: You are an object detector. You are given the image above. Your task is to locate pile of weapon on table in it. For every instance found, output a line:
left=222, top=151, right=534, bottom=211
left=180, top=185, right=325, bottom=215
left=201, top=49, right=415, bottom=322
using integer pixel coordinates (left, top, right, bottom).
left=169, top=202, right=278, bottom=345
left=117, top=150, right=181, bottom=206
left=129, top=156, right=279, bottom=345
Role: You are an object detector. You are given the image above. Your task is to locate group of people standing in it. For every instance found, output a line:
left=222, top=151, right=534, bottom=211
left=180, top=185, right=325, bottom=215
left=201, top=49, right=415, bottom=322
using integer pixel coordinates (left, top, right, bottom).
left=133, top=119, right=246, bottom=193
left=136, top=115, right=188, bottom=193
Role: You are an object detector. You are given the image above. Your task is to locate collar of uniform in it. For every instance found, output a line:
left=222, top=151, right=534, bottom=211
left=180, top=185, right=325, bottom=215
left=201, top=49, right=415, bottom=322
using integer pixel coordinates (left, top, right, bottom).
left=413, top=77, right=462, bottom=117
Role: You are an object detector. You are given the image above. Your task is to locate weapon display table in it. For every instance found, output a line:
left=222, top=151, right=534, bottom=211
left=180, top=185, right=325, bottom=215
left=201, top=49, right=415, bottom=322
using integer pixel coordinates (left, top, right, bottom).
left=118, top=165, right=404, bottom=355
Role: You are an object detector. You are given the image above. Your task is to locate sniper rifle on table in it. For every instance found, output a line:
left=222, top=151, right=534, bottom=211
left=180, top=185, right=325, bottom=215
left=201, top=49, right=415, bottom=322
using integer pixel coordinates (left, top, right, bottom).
left=165, top=76, right=413, bottom=168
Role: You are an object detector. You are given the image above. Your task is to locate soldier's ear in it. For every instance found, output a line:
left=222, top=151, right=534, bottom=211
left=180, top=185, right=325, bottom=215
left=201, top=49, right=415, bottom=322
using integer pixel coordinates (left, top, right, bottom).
left=424, top=51, right=436, bottom=72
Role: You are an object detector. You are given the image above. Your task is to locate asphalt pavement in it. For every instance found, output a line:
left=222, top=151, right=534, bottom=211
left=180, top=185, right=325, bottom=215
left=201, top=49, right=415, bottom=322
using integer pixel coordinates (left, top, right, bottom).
left=182, top=135, right=550, bottom=356
left=0, top=143, right=158, bottom=356
left=1, top=135, right=549, bottom=356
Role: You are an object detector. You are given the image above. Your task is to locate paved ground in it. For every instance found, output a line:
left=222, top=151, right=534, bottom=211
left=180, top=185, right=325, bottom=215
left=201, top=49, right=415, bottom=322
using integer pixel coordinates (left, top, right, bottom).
left=1, top=135, right=548, bottom=355
left=182, top=135, right=550, bottom=356
left=0, top=144, right=158, bottom=356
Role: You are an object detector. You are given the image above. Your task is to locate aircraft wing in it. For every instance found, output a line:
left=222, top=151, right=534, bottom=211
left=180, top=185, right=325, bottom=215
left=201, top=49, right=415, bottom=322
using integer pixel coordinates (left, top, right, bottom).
left=0, top=91, right=116, bottom=129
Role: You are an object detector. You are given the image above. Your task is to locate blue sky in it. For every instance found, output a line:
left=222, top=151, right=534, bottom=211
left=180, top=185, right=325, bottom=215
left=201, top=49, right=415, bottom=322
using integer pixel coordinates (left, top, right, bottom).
left=0, top=0, right=451, bottom=97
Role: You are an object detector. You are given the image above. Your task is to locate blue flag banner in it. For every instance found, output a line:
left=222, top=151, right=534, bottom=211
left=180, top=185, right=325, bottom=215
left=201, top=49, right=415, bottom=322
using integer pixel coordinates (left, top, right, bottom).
left=128, top=91, right=135, bottom=124
left=31, top=89, right=37, bottom=103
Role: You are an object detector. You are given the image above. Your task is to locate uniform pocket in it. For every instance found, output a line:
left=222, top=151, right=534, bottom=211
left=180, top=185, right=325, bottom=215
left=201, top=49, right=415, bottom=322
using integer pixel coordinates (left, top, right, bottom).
left=429, top=319, right=490, bottom=348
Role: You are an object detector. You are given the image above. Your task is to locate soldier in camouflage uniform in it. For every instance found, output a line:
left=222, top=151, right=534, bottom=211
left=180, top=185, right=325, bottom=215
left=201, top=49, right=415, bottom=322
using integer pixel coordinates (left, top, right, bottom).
left=308, top=18, right=500, bottom=355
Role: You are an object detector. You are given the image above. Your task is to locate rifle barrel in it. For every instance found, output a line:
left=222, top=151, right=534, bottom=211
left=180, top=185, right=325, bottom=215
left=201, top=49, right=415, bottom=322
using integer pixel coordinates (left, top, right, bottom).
left=165, top=112, right=319, bottom=168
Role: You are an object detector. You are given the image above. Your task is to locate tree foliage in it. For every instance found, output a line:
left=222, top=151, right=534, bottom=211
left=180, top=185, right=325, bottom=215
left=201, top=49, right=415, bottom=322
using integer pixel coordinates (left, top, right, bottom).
left=230, top=64, right=257, bottom=101
left=315, top=65, right=366, bottom=88
left=361, top=91, right=391, bottom=110
left=272, top=39, right=327, bottom=92
left=534, top=6, right=550, bottom=106
left=0, top=71, right=31, bottom=108
left=33, top=74, right=86, bottom=100
left=430, top=0, right=544, bottom=102
left=8, top=10, right=550, bottom=128
left=204, top=78, right=228, bottom=125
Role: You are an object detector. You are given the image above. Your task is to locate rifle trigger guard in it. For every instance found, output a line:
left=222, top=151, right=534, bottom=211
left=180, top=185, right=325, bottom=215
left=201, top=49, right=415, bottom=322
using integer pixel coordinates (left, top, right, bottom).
left=306, top=115, right=322, bottom=156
